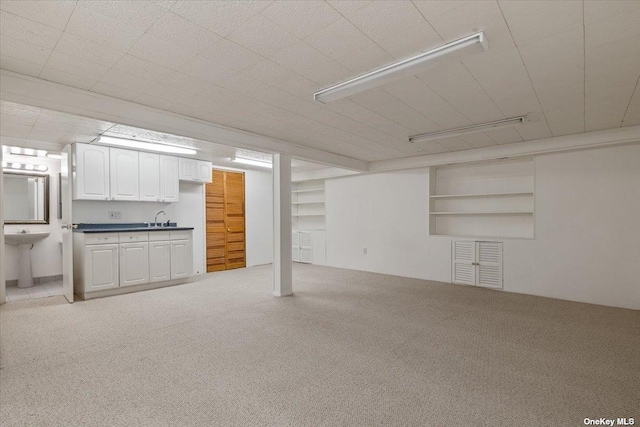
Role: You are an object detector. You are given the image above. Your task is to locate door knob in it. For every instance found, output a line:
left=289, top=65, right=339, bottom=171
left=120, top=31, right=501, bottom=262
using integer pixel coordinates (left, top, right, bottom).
left=227, top=228, right=231, bottom=232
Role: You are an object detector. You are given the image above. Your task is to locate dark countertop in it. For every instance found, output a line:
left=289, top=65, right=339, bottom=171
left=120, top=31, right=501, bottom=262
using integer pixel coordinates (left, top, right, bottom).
left=73, top=223, right=194, bottom=233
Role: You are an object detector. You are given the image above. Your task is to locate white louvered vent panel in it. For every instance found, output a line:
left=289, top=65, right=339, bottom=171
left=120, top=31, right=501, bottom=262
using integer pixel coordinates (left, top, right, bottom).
left=300, top=232, right=312, bottom=248
left=453, top=240, right=474, bottom=261
left=292, top=231, right=300, bottom=248
left=477, top=241, right=503, bottom=289
left=452, top=240, right=476, bottom=285
left=300, top=248, right=313, bottom=263
left=292, top=246, right=300, bottom=263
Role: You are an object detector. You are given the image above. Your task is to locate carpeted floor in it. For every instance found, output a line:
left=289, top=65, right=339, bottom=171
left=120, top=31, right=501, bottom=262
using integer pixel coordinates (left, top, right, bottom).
left=1, top=264, right=638, bottom=426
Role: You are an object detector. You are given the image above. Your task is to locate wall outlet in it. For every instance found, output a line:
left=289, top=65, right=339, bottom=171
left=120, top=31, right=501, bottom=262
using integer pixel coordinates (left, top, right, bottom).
left=363, top=248, right=367, bottom=255
left=108, top=211, right=122, bottom=220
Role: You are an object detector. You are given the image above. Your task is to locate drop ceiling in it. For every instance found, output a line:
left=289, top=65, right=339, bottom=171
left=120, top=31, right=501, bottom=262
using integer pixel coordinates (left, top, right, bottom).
left=0, top=1, right=639, bottom=164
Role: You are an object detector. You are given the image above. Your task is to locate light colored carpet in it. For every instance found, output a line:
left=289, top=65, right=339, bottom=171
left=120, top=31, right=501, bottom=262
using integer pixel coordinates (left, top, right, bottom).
left=1, top=264, right=638, bottom=426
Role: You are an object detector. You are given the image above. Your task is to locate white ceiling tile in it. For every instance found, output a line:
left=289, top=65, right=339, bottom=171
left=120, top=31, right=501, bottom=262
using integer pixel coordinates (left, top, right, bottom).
left=145, top=11, right=221, bottom=56
left=0, top=35, right=51, bottom=66
left=304, top=18, right=375, bottom=60
left=584, top=0, right=640, bottom=25
left=543, top=106, right=585, bottom=136
left=326, top=1, right=373, bottom=15
left=484, top=126, right=523, bottom=145
left=586, top=35, right=640, bottom=95
left=342, top=1, right=426, bottom=43
left=227, top=14, right=299, bottom=58
left=98, top=68, right=157, bottom=93
left=0, top=121, right=32, bottom=138
left=445, top=90, right=506, bottom=124
left=271, top=40, right=350, bottom=85
left=623, top=84, right=640, bottom=123
left=217, top=72, right=272, bottom=98
left=334, top=43, right=393, bottom=75
left=45, top=51, right=110, bottom=81
left=159, top=72, right=214, bottom=95
left=499, top=0, right=583, bottom=47
left=54, top=32, right=126, bottom=68
left=28, top=127, right=68, bottom=142
left=64, top=132, right=99, bottom=144
left=199, top=39, right=264, bottom=71
left=585, top=9, right=640, bottom=49
left=39, top=67, right=98, bottom=90
left=514, top=119, right=553, bottom=141
left=274, top=75, right=320, bottom=98
left=433, top=137, right=473, bottom=152
left=412, top=1, right=471, bottom=18
left=0, top=1, right=76, bottom=31
left=421, top=1, right=515, bottom=51
left=0, top=114, right=37, bottom=128
left=241, top=59, right=299, bottom=86
left=132, top=93, right=177, bottom=112
left=0, top=10, right=62, bottom=49
left=65, top=5, right=144, bottom=51
left=326, top=98, right=413, bottom=136
left=0, top=101, right=41, bottom=119
left=171, top=0, right=257, bottom=36
left=0, top=55, right=43, bottom=77
left=129, top=33, right=196, bottom=70
left=382, top=77, right=471, bottom=129
left=460, top=132, right=496, bottom=148
left=180, top=55, right=236, bottom=84
left=78, top=0, right=168, bottom=31
left=410, top=140, right=449, bottom=155
left=112, top=54, right=173, bottom=83
left=585, top=84, right=636, bottom=131
left=261, top=1, right=342, bottom=38
left=238, top=1, right=273, bottom=13
left=376, top=21, right=442, bottom=59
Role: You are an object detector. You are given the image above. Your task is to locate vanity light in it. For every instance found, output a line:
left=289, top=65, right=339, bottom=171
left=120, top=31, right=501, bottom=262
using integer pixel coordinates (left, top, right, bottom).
left=2, top=162, right=48, bottom=172
left=231, top=157, right=273, bottom=169
left=409, top=116, right=526, bottom=143
left=314, top=32, right=488, bottom=103
left=1, top=161, right=7, bottom=168
left=25, top=164, right=35, bottom=170
left=36, top=165, right=48, bottom=172
left=12, top=162, right=21, bottom=169
left=97, top=135, right=197, bottom=155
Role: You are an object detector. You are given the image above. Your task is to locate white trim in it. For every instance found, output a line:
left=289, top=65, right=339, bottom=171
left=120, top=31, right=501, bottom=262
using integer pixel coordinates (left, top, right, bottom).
left=0, top=70, right=367, bottom=172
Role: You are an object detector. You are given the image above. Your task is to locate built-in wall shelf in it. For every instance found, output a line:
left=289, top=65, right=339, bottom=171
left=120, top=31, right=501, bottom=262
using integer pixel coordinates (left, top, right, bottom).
left=429, top=158, right=535, bottom=239
left=292, top=188, right=324, bottom=193
left=431, top=211, right=533, bottom=216
left=430, top=192, right=534, bottom=199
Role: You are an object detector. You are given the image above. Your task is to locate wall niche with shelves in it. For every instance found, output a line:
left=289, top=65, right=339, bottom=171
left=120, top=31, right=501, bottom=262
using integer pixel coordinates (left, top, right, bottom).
left=429, top=158, right=534, bottom=239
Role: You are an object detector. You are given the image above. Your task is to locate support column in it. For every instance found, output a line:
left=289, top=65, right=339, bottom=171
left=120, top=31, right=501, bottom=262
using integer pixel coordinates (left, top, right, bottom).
left=273, top=154, right=293, bottom=297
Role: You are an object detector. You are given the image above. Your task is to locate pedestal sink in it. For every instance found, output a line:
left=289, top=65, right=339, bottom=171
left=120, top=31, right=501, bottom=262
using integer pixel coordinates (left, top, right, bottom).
left=4, top=232, right=50, bottom=288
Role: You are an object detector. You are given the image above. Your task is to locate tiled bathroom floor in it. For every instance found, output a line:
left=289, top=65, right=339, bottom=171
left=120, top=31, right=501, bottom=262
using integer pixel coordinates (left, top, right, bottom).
left=5, top=282, right=64, bottom=302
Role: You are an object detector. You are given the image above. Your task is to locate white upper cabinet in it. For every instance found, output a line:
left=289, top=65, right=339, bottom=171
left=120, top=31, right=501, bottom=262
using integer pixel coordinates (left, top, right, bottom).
left=74, top=143, right=110, bottom=200
left=110, top=148, right=139, bottom=201
left=160, top=155, right=180, bottom=202
left=139, top=152, right=161, bottom=202
left=197, top=161, right=212, bottom=183
left=179, top=158, right=197, bottom=181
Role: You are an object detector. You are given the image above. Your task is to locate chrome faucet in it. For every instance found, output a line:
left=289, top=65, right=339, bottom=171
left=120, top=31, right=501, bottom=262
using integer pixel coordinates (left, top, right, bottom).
left=154, top=211, right=166, bottom=227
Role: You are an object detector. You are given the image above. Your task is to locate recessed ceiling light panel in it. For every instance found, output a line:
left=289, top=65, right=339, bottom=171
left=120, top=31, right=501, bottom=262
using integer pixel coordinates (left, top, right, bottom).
left=97, top=136, right=197, bottom=155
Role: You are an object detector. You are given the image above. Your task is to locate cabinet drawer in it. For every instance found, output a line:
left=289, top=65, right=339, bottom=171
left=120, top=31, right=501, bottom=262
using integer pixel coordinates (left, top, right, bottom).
left=119, top=231, right=149, bottom=242
left=170, top=230, right=191, bottom=241
left=84, top=233, right=119, bottom=245
left=148, top=231, right=170, bottom=241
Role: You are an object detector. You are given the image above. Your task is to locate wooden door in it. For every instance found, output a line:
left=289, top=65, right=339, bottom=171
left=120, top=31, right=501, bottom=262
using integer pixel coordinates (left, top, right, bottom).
left=206, top=170, right=246, bottom=272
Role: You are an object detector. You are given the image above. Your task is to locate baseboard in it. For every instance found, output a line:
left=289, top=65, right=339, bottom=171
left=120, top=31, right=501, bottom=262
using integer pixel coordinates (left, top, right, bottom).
left=78, top=277, right=194, bottom=301
left=5, top=274, right=62, bottom=287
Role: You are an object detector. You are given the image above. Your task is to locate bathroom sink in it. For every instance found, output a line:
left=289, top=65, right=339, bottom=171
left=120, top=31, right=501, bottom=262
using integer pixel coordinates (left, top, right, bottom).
left=5, top=232, right=50, bottom=246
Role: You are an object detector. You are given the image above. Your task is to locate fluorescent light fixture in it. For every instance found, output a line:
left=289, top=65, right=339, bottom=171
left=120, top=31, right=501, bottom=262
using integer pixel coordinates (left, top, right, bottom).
left=314, top=32, right=488, bottom=103
left=97, top=136, right=197, bottom=155
left=232, top=157, right=273, bottom=169
left=6, top=146, right=47, bottom=157
left=409, top=116, right=526, bottom=143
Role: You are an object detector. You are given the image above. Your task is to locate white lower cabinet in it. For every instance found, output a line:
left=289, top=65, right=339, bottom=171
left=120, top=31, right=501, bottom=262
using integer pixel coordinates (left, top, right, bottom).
left=452, top=240, right=503, bottom=289
left=120, top=242, right=150, bottom=287
left=149, top=241, right=171, bottom=282
left=84, top=244, right=119, bottom=291
left=75, top=230, right=192, bottom=298
left=292, top=230, right=325, bottom=265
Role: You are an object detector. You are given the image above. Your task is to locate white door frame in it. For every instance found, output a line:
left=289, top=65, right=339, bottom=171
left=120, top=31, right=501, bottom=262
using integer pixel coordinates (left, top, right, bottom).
left=61, top=145, right=74, bottom=303
left=0, top=145, right=5, bottom=304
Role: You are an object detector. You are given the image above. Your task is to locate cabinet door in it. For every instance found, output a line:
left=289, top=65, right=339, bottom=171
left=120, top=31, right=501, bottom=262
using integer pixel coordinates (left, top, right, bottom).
left=160, top=155, right=179, bottom=202
left=74, top=143, right=110, bottom=200
left=139, top=152, right=160, bottom=202
left=171, top=240, right=192, bottom=279
left=197, top=160, right=212, bottom=183
left=110, top=148, right=140, bottom=201
left=84, top=244, right=119, bottom=291
left=179, top=158, right=197, bottom=181
left=149, top=241, right=171, bottom=283
left=311, top=231, right=326, bottom=265
left=120, top=242, right=150, bottom=287
left=451, top=240, right=476, bottom=286
left=476, top=241, right=503, bottom=289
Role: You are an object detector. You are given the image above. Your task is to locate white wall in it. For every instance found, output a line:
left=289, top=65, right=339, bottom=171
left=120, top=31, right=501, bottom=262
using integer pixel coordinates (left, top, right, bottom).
left=324, top=144, right=640, bottom=310
left=3, top=155, right=63, bottom=281
left=72, top=182, right=206, bottom=275
left=245, top=170, right=273, bottom=267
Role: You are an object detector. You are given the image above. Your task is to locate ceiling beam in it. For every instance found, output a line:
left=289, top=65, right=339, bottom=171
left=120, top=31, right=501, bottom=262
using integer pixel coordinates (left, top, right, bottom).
left=0, top=70, right=368, bottom=172
left=369, top=125, right=640, bottom=172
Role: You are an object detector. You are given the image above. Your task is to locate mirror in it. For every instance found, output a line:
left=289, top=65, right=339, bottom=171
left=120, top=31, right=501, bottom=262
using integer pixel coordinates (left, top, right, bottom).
left=3, top=172, right=49, bottom=224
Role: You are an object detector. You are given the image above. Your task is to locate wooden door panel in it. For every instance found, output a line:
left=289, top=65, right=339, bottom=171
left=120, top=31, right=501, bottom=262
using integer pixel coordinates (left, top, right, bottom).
left=206, top=170, right=246, bottom=272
